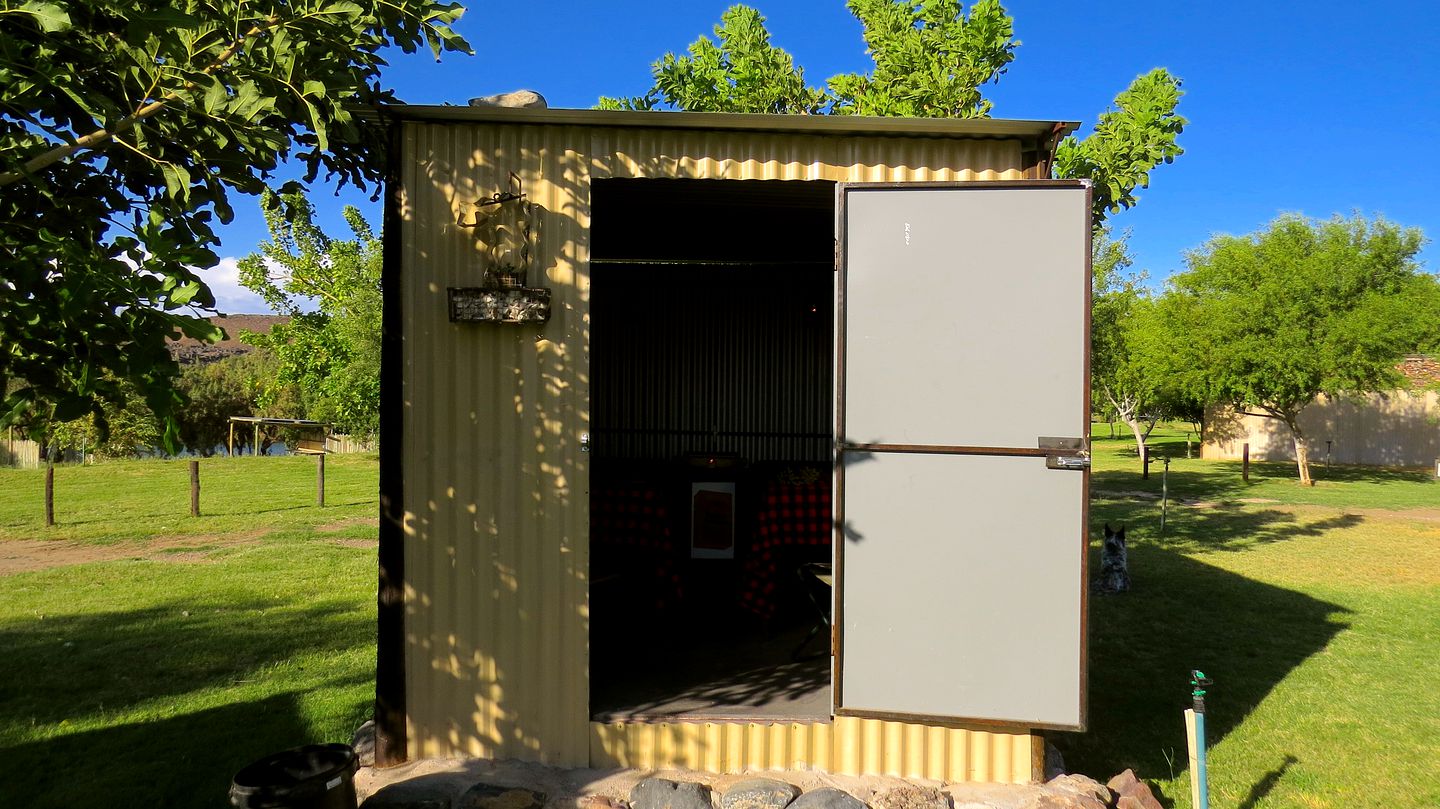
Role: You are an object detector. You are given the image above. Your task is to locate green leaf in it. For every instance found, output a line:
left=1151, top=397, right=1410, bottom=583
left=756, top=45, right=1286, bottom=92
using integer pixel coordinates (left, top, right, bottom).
left=14, top=0, right=70, bottom=32
left=160, top=163, right=192, bottom=203
left=319, top=1, right=363, bottom=16
left=169, top=281, right=203, bottom=306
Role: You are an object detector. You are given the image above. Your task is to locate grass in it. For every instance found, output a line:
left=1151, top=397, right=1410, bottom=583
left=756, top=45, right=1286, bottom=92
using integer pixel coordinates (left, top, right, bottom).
left=1067, top=425, right=1440, bottom=808
left=1, top=442, right=1437, bottom=808
left=0, top=454, right=380, bottom=544
left=0, top=455, right=379, bottom=808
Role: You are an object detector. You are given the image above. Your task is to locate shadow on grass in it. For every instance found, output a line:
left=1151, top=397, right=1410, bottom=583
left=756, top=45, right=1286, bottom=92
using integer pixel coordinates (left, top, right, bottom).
left=1095, top=433, right=1435, bottom=494
left=0, top=599, right=373, bottom=808
left=1052, top=544, right=1347, bottom=786
left=1238, top=754, right=1299, bottom=809
left=1092, top=496, right=1365, bottom=552
left=2, top=692, right=349, bottom=809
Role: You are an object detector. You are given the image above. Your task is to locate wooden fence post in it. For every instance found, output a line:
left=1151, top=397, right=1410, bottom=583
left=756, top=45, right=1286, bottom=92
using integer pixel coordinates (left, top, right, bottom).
left=1142, top=444, right=1151, bottom=480
left=316, top=452, right=326, bottom=507
left=1242, top=442, right=1250, bottom=482
left=190, top=460, right=200, bottom=517
left=44, top=462, right=54, bottom=527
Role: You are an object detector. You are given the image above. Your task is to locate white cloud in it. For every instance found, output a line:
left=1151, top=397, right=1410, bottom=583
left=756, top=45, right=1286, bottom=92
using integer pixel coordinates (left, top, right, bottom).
left=200, top=257, right=274, bottom=314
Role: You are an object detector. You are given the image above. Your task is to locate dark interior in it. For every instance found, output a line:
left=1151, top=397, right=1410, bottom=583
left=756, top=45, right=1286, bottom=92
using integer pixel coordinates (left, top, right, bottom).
left=589, top=179, right=835, bottom=721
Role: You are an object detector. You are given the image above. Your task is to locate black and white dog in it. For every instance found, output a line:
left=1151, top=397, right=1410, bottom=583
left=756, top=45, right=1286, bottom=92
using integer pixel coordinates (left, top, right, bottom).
left=1094, top=523, right=1130, bottom=593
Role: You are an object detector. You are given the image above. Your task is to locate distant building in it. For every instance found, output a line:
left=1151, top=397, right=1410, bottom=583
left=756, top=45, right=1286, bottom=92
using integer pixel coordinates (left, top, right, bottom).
left=168, top=314, right=286, bottom=364
left=1203, top=356, right=1440, bottom=467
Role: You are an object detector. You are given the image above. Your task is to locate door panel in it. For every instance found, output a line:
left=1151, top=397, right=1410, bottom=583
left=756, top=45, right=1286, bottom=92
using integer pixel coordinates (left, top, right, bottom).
left=836, top=182, right=1090, bottom=730
left=842, top=187, right=1086, bottom=449
left=840, top=452, right=1082, bottom=726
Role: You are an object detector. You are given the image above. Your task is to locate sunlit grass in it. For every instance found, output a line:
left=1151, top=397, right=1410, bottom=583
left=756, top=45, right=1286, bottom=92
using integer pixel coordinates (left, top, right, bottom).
left=2, top=443, right=1437, bottom=808
left=1068, top=424, right=1440, bottom=808
left=0, top=457, right=378, bottom=808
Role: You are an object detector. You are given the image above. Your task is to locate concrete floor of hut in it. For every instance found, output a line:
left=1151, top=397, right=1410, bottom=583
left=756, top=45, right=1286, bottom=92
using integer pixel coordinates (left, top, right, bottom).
left=590, top=618, right=832, bottom=721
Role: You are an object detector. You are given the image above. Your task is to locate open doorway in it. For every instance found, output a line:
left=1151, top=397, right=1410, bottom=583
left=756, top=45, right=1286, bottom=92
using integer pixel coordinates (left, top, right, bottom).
left=589, top=179, right=835, bottom=721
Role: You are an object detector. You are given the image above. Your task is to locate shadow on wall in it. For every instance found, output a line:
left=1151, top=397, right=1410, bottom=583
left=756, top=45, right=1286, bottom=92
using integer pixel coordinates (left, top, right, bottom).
left=399, top=130, right=597, bottom=763
left=1205, top=391, right=1440, bottom=467
left=1053, top=513, right=1348, bottom=783
left=402, top=128, right=1042, bottom=767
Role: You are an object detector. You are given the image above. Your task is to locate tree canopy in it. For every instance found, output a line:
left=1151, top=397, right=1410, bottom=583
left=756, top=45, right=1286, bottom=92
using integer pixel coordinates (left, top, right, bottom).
left=1155, top=213, right=1438, bottom=484
left=598, top=1, right=1185, bottom=225
left=1089, top=227, right=1160, bottom=457
left=238, top=189, right=382, bottom=436
left=0, top=0, right=470, bottom=449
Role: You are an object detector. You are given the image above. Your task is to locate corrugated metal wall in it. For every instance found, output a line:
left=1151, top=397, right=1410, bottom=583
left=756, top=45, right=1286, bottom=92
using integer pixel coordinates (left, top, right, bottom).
left=590, top=720, right=1035, bottom=783
left=399, top=119, right=1034, bottom=775
left=591, top=264, right=833, bottom=464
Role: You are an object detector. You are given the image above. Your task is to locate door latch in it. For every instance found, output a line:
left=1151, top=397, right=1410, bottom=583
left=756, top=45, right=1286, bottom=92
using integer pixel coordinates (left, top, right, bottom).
left=1039, top=436, right=1089, bottom=470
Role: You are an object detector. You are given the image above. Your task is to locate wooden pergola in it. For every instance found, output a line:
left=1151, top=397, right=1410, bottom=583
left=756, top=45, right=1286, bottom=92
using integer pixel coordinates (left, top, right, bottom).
left=226, top=416, right=330, bottom=457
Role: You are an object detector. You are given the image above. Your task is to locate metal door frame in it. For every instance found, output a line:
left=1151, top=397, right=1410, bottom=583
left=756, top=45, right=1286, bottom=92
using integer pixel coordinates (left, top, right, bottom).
left=831, top=180, right=1092, bottom=731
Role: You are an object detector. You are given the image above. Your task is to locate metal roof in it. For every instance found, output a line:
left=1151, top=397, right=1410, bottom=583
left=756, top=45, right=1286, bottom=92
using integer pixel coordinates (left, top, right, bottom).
left=378, top=104, right=1079, bottom=141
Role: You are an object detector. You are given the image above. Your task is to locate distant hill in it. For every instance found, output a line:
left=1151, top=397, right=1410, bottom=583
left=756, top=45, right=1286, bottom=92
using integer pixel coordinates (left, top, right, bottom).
left=169, top=315, right=288, bottom=364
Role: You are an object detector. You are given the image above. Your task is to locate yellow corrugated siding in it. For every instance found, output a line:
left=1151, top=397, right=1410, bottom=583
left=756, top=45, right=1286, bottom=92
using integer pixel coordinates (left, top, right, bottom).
left=399, top=119, right=1035, bottom=778
left=589, top=720, right=1034, bottom=783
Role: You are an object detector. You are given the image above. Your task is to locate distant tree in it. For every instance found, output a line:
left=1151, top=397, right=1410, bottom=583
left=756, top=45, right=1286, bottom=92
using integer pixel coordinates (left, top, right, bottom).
left=174, top=356, right=261, bottom=456
left=1090, top=227, right=1162, bottom=458
left=824, top=0, right=1016, bottom=118
left=1156, top=213, right=1438, bottom=485
left=1052, top=68, right=1186, bottom=224
left=0, top=0, right=470, bottom=450
left=238, top=190, right=382, bottom=436
left=600, top=1, right=1184, bottom=227
left=598, top=6, right=825, bottom=114
left=48, top=386, right=162, bottom=459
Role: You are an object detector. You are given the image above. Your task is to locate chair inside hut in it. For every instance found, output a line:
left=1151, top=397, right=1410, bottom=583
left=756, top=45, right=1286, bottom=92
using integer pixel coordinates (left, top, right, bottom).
left=588, top=178, right=836, bottom=721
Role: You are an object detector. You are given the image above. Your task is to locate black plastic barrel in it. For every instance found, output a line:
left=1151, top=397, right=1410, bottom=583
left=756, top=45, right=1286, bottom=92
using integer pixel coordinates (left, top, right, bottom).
left=229, top=743, right=359, bottom=809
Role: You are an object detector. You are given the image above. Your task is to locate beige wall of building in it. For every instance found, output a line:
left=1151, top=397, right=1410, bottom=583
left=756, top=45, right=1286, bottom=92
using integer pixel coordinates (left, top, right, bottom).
left=1203, top=391, right=1440, bottom=467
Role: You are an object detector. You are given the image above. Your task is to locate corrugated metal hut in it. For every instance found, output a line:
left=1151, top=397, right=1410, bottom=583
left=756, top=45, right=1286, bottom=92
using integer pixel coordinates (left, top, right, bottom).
left=376, top=106, right=1093, bottom=784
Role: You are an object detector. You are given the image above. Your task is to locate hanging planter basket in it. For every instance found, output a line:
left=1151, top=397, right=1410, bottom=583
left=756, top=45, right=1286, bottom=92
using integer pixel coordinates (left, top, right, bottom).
left=448, top=284, right=551, bottom=324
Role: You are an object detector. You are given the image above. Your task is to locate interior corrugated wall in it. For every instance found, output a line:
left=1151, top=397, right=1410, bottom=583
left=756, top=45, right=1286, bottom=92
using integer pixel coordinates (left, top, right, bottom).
left=399, top=119, right=1034, bottom=776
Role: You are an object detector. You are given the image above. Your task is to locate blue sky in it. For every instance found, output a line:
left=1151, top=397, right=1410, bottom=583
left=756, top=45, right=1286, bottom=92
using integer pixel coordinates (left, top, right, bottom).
left=207, top=0, right=1440, bottom=312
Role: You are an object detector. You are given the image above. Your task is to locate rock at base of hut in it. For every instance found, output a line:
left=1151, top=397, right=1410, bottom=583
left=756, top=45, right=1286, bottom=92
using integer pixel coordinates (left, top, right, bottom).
left=580, top=797, right=629, bottom=809
left=1105, top=770, right=1163, bottom=809
left=1044, top=775, right=1111, bottom=806
left=457, top=784, right=546, bottom=809
left=789, top=788, right=867, bottom=809
left=629, top=778, right=713, bottom=809
left=352, top=719, right=376, bottom=767
left=361, top=778, right=455, bottom=809
left=1017, top=794, right=1106, bottom=809
left=469, top=90, right=548, bottom=109
left=874, top=785, right=950, bottom=809
left=719, top=778, right=801, bottom=809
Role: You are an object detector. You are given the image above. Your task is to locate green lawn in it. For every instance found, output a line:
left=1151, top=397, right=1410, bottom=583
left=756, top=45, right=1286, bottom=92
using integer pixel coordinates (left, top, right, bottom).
left=1069, top=425, right=1440, bottom=808
left=0, top=455, right=379, bottom=808
left=1, top=444, right=1437, bottom=808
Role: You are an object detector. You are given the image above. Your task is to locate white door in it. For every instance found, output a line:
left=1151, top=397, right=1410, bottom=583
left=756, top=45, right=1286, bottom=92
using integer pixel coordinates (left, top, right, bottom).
left=835, top=181, right=1091, bottom=730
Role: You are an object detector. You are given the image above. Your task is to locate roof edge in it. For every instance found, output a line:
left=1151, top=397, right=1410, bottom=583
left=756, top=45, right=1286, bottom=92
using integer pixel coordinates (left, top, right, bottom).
left=374, top=105, right=1079, bottom=140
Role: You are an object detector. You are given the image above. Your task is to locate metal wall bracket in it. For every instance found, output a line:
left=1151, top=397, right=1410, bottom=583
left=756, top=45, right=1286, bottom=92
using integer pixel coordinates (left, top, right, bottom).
left=1040, top=436, right=1089, bottom=470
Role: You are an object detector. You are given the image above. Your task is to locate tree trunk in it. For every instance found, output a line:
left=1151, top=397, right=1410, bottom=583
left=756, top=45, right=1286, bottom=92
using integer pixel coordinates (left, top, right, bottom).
left=1288, top=418, right=1313, bottom=486
left=1127, top=418, right=1147, bottom=461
